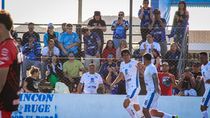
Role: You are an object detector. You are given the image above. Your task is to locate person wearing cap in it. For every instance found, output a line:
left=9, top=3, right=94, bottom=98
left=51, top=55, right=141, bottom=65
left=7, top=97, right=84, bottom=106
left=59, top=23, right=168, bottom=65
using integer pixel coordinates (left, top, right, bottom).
left=77, top=63, right=104, bottom=94
left=140, top=33, right=161, bottom=56
left=111, top=11, right=129, bottom=48
left=0, top=10, right=21, bottom=117
left=88, top=11, right=107, bottom=53
left=199, top=52, right=210, bottom=118
left=111, top=49, right=143, bottom=118
left=63, top=52, right=85, bottom=92
left=43, top=23, right=60, bottom=48
left=150, top=9, right=167, bottom=57
left=139, top=53, right=178, bottom=118
left=59, top=23, right=80, bottom=57
left=22, top=22, right=40, bottom=46
left=138, top=0, right=153, bottom=43
left=158, top=62, right=177, bottom=96
left=81, top=27, right=101, bottom=71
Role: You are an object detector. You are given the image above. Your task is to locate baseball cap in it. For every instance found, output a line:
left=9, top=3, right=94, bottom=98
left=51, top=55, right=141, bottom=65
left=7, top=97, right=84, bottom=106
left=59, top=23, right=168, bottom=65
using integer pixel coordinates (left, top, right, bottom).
left=48, top=23, right=54, bottom=28
left=162, top=62, right=169, bottom=66
left=0, top=10, right=13, bottom=31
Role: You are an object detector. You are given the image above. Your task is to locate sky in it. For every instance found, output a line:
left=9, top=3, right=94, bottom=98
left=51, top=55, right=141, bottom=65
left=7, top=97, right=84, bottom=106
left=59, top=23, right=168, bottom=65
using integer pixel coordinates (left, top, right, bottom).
left=3, top=0, right=210, bottom=30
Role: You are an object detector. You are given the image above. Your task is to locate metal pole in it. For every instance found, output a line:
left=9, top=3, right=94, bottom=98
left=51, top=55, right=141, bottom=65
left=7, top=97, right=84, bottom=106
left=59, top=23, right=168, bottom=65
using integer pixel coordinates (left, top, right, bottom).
left=2, top=0, right=5, bottom=10
left=78, top=0, right=82, bottom=24
left=129, top=0, right=133, bottom=52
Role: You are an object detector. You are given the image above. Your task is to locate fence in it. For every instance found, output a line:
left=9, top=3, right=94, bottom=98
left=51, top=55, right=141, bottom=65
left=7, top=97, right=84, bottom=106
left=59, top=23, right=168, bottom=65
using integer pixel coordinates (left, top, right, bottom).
left=13, top=23, right=204, bottom=95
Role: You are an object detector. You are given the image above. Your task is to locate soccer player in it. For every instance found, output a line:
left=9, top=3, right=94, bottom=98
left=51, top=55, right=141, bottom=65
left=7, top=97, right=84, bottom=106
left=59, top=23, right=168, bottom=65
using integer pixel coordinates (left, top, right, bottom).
left=139, top=53, right=177, bottom=118
left=0, top=10, right=21, bottom=117
left=111, top=49, right=142, bottom=118
left=199, top=52, right=210, bottom=118
left=77, top=63, right=104, bottom=94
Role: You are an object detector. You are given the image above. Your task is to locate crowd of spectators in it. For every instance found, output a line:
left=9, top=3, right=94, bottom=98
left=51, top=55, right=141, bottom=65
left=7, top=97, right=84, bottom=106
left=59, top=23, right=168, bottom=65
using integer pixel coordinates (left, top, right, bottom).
left=11, top=0, right=205, bottom=97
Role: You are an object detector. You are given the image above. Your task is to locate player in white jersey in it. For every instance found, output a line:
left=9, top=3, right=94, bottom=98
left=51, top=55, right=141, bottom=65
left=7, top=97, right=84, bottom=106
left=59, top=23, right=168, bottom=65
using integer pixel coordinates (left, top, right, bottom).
left=139, top=53, right=178, bottom=118
left=199, top=52, right=210, bottom=118
left=77, top=63, right=104, bottom=94
left=111, top=49, right=142, bottom=118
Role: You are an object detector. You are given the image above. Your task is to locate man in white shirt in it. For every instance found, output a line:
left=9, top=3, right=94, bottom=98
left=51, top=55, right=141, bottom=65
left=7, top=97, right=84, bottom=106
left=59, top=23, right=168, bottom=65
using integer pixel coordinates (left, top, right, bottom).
left=140, top=34, right=161, bottom=56
left=77, top=63, right=104, bottom=94
left=139, top=53, right=177, bottom=118
left=200, top=52, right=210, bottom=118
left=111, top=49, right=142, bottom=118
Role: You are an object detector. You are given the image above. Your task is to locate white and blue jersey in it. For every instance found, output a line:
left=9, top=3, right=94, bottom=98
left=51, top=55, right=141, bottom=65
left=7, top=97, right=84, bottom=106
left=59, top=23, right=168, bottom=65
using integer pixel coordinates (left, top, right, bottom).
left=201, top=62, right=210, bottom=107
left=112, top=20, right=129, bottom=39
left=120, top=59, right=140, bottom=100
left=143, top=63, right=160, bottom=109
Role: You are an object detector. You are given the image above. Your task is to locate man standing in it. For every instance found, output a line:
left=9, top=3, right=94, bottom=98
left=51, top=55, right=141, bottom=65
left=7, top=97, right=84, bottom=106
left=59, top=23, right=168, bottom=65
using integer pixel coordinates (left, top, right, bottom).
left=88, top=11, right=106, bottom=53
left=111, top=49, right=142, bottom=118
left=199, top=52, right=210, bottom=118
left=139, top=53, right=177, bottom=118
left=0, top=10, right=21, bottom=117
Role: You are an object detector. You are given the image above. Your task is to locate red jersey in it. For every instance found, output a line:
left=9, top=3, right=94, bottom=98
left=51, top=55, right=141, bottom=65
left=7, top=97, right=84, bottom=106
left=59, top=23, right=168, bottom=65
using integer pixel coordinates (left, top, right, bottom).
left=0, top=38, right=20, bottom=111
left=158, top=72, right=175, bottom=96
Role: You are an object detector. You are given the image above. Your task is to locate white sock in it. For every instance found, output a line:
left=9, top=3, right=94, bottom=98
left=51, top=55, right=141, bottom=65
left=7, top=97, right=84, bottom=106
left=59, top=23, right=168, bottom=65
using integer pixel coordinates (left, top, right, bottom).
left=202, top=111, right=209, bottom=118
left=125, top=105, right=136, bottom=118
left=135, top=110, right=144, bottom=118
left=163, top=112, right=173, bottom=118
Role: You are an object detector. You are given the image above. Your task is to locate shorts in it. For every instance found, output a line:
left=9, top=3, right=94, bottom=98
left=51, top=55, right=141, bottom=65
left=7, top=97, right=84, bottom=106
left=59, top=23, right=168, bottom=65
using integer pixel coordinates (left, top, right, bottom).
left=0, top=110, right=12, bottom=118
left=143, top=91, right=160, bottom=109
left=126, top=88, right=140, bottom=104
left=201, top=84, right=210, bottom=107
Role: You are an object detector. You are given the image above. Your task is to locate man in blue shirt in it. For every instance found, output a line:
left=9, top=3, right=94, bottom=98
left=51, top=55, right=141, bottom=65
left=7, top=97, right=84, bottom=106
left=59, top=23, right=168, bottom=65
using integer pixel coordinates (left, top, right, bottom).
left=22, top=36, right=42, bottom=79
left=82, top=27, right=101, bottom=71
left=111, top=11, right=129, bottom=48
left=59, top=24, right=80, bottom=57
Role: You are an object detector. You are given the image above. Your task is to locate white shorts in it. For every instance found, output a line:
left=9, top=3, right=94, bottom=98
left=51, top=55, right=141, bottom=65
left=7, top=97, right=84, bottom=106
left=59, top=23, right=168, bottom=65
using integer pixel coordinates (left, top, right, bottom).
left=126, top=88, right=140, bottom=104
left=143, top=91, right=160, bottom=109
left=201, top=84, right=210, bottom=107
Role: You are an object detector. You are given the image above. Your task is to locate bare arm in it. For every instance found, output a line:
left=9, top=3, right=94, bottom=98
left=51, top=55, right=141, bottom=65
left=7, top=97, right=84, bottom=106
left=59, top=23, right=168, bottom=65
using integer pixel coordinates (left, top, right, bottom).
left=59, top=43, right=67, bottom=55
left=77, top=83, right=84, bottom=94
left=0, top=68, right=9, bottom=93
left=110, top=72, right=124, bottom=87
left=23, top=81, right=33, bottom=93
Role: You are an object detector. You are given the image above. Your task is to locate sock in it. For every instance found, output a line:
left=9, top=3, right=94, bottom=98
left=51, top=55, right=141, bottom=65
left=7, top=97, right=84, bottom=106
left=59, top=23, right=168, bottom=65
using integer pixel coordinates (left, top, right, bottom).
left=202, top=111, right=208, bottom=118
left=135, top=110, right=144, bottom=118
left=125, top=105, right=136, bottom=118
left=163, top=112, right=173, bottom=118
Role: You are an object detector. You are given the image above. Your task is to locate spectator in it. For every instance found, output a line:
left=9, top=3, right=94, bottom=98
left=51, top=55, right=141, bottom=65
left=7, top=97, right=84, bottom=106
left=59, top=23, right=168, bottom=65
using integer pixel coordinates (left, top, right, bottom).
left=111, top=11, right=129, bottom=48
left=0, top=10, right=21, bottom=117
left=102, top=40, right=116, bottom=62
left=138, top=0, right=153, bottom=43
left=99, top=54, right=118, bottom=94
left=41, top=39, right=60, bottom=79
left=168, top=1, right=189, bottom=47
left=23, top=66, right=40, bottom=93
left=46, top=55, right=63, bottom=88
left=158, top=62, right=177, bottom=96
left=77, top=63, right=104, bottom=94
left=60, top=23, right=67, bottom=35
left=191, top=62, right=205, bottom=96
left=163, top=42, right=180, bottom=77
left=140, top=33, right=161, bottom=56
left=82, top=27, right=101, bottom=71
left=150, top=9, right=167, bottom=56
left=22, top=36, right=42, bottom=79
left=177, top=68, right=197, bottom=96
left=116, top=40, right=128, bottom=61
left=59, top=24, right=80, bottom=57
left=88, top=11, right=107, bottom=53
left=10, top=26, right=18, bottom=40
left=152, top=49, right=162, bottom=71
left=63, top=52, right=85, bottom=92
left=22, top=22, right=40, bottom=46
left=43, top=23, right=60, bottom=47
left=16, top=37, right=23, bottom=52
